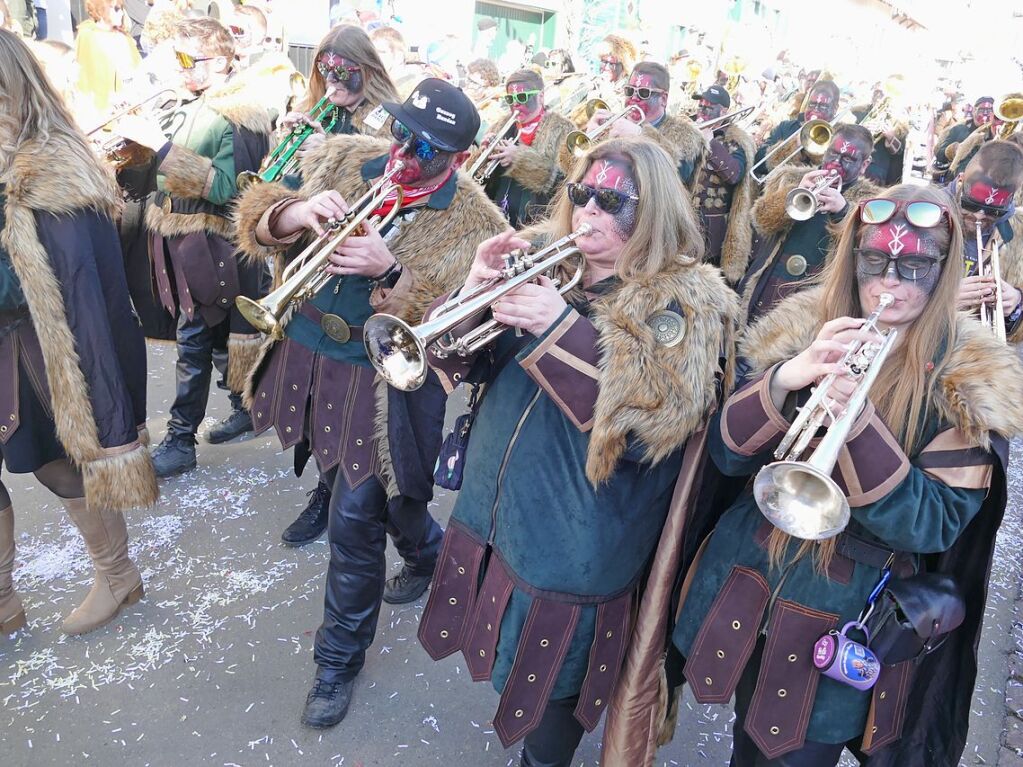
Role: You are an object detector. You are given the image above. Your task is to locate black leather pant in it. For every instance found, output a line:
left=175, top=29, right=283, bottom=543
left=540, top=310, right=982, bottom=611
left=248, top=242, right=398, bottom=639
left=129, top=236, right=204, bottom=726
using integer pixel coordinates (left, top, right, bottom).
left=168, top=311, right=242, bottom=438
left=520, top=696, right=585, bottom=767
left=313, top=470, right=442, bottom=682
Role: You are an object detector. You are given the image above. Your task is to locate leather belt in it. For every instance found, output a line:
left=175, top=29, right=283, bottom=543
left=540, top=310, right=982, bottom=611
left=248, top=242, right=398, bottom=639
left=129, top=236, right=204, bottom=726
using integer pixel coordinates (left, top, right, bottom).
left=297, top=302, right=363, bottom=343
left=836, top=532, right=912, bottom=575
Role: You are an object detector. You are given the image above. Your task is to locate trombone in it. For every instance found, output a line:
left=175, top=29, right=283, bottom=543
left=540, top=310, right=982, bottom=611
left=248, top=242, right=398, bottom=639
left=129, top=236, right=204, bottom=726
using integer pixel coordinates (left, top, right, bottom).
left=695, top=104, right=757, bottom=131
left=748, top=117, right=836, bottom=184
left=996, top=94, right=1023, bottom=139
left=363, top=225, right=591, bottom=391
left=975, top=222, right=1008, bottom=343
left=565, top=99, right=645, bottom=157
left=467, top=113, right=518, bottom=185
left=785, top=171, right=841, bottom=221
left=236, top=161, right=406, bottom=339
left=238, top=91, right=340, bottom=190
left=753, top=293, right=898, bottom=540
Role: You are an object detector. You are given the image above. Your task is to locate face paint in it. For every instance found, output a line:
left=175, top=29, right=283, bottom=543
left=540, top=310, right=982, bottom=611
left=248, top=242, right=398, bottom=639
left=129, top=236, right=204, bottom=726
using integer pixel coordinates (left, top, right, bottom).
left=804, top=89, right=836, bottom=122
left=857, top=220, right=944, bottom=296
left=507, top=81, right=542, bottom=122
left=625, top=73, right=665, bottom=121
left=599, top=56, right=623, bottom=82
left=966, top=180, right=1013, bottom=208
left=974, top=100, right=994, bottom=125
left=696, top=99, right=724, bottom=123
left=581, top=159, right=639, bottom=239
left=388, top=140, right=454, bottom=187
left=317, top=52, right=364, bottom=94
left=821, top=136, right=867, bottom=184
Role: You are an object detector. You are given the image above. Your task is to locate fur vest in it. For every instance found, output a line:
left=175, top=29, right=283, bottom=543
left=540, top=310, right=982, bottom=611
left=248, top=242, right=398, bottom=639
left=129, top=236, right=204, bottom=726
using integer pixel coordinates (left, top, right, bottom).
left=504, top=109, right=574, bottom=195
left=698, top=123, right=757, bottom=284
left=1, top=135, right=157, bottom=511
left=641, top=114, right=708, bottom=191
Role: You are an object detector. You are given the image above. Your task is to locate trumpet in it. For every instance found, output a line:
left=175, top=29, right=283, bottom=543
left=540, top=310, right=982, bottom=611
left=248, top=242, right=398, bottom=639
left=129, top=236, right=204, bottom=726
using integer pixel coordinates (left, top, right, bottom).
left=363, top=225, right=590, bottom=391
left=238, top=92, right=340, bottom=190
left=785, top=171, right=842, bottom=221
left=749, top=117, right=837, bottom=184
left=235, top=161, right=406, bottom=339
left=467, top=113, right=518, bottom=185
left=753, top=293, right=898, bottom=540
left=975, top=222, right=1008, bottom=343
left=996, top=95, right=1023, bottom=139
left=695, top=104, right=757, bottom=131
left=87, top=88, right=181, bottom=170
left=565, top=99, right=645, bottom=157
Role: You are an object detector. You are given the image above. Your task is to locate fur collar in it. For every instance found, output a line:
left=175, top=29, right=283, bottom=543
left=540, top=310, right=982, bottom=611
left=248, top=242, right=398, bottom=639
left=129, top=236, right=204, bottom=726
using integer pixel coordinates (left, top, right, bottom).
left=643, top=115, right=708, bottom=185
left=740, top=286, right=1023, bottom=447
left=510, top=109, right=573, bottom=194
left=949, top=126, right=989, bottom=176
left=718, top=124, right=757, bottom=284
left=586, top=260, right=738, bottom=483
left=204, top=78, right=274, bottom=135
left=753, top=165, right=881, bottom=238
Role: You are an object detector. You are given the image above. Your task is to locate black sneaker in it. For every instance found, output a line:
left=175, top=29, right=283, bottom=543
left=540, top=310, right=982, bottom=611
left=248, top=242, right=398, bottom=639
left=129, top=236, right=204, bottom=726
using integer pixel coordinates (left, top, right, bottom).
left=301, top=677, right=354, bottom=729
left=280, top=482, right=331, bottom=547
left=382, top=565, right=433, bottom=605
left=204, top=409, right=254, bottom=444
left=151, top=434, right=197, bottom=479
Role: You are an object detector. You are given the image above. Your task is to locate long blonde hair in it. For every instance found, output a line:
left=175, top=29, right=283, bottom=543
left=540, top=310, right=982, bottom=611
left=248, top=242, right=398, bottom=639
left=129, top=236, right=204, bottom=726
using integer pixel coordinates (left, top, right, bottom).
left=298, top=25, right=398, bottom=113
left=0, top=29, right=102, bottom=178
left=767, top=183, right=964, bottom=571
left=524, top=136, right=704, bottom=281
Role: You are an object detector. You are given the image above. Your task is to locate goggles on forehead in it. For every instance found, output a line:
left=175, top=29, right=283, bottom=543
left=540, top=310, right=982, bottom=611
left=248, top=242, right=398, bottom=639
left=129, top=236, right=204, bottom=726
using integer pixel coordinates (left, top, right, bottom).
left=859, top=198, right=951, bottom=230
left=503, top=90, right=541, bottom=105
left=566, top=182, right=638, bottom=214
left=390, top=120, right=440, bottom=161
left=175, top=50, right=215, bottom=70
left=623, top=85, right=665, bottom=100
left=854, top=249, right=941, bottom=282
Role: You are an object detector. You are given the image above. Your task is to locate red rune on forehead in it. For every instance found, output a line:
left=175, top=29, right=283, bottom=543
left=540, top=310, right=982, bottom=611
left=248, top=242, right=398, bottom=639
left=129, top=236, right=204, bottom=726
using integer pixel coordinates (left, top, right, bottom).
left=587, top=159, right=632, bottom=192
left=834, top=138, right=860, bottom=157
left=967, top=181, right=1012, bottom=208
left=862, top=221, right=925, bottom=257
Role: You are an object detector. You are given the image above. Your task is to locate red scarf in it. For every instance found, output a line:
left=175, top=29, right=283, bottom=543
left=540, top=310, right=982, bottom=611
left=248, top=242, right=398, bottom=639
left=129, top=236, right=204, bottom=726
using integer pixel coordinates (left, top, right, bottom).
left=371, top=168, right=451, bottom=220
left=516, top=111, right=544, bottom=146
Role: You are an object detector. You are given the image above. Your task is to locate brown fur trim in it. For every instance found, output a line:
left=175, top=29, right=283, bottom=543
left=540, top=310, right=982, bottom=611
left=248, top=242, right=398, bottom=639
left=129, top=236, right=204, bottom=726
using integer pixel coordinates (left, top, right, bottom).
left=1001, top=213, right=1023, bottom=343
left=718, top=124, right=757, bottom=284
left=227, top=333, right=264, bottom=395
left=585, top=261, right=738, bottom=483
left=240, top=335, right=276, bottom=411
left=205, top=79, right=274, bottom=136
left=654, top=668, right=681, bottom=747
left=508, top=110, right=575, bottom=194
left=641, top=115, right=707, bottom=190
left=82, top=444, right=159, bottom=512
left=233, top=180, right=305, bottom=263
left=741, top=287, right=1023, bottom=447
left=950, top=126, right=989, bottom=176
left=372, top=378, right=400, bottom=499
left=145, top=199, right=235, bottom=240
left=160, top=144, right=214, bottom=200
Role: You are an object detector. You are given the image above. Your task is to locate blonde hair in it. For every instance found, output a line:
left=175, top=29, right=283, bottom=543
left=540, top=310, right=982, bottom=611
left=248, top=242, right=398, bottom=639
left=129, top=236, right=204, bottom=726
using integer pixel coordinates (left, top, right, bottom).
left=766, top=183, right=964, bottom=571
left=523, top=136, right=704, bottom=281
left=0, top=29, right=101, bottom=177
left=299, top=25, right=398, bottom=114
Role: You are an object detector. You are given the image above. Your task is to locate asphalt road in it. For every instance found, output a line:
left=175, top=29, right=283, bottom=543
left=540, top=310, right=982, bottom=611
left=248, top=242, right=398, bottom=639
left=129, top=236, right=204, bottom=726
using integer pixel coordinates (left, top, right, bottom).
left=0, top=341, right=1017, bottom=766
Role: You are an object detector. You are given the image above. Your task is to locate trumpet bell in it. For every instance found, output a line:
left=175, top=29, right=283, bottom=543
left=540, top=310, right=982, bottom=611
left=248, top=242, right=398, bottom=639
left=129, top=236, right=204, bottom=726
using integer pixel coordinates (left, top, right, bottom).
left=752, top=461, right=850, bottom=541
left=236, top=295, right=285, bottom=339
left=800, top=119, right=833, bottom=158
left=785, top=188, right=817, bottom=221
left=363, top=313, right=430, bottom=392
left=565, top=129, right=591, bottom=157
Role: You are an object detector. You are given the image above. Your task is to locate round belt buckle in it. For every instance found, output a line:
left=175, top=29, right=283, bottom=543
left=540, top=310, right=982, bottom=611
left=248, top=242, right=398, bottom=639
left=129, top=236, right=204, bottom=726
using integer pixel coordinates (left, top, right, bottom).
left=321, top=313, right=352, bottom=344
left=785, top=254, right=808, bottom=277
left=646, top=310, right=686, bottom=348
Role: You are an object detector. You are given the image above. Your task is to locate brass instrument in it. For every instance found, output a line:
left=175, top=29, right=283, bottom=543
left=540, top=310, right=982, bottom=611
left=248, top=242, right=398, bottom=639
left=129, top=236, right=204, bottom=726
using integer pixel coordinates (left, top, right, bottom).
left=859, top=95, right=902, bottom=152
left=467, top=113, right=518, bottom=185
left=996, top=95, right=1023, bottom=138
left=753, top=293, right=898, bottom=540
left=236, top=161, right=406, bottom=339
left=749, top=117, right=836, bottom=184
left=975, top=222, right=1008, bottom=343
left=565, top=99, right=645, bottom=157
left=363, top=225, right=591, bottom=391
left=785, top=172, right=841, bottom=221
left=238, top=91, right=339, bottom=190
left=695, top=104, right=757, bottom=131
left=87, top=88, right=181, bottom=170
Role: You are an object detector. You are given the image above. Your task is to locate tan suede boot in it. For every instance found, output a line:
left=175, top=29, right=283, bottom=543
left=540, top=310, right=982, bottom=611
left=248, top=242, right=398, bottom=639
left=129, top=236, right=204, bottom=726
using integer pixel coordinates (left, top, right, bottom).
left=62, top=498, right=144, bottom=636
left=0, top=505, right=26, bottom=635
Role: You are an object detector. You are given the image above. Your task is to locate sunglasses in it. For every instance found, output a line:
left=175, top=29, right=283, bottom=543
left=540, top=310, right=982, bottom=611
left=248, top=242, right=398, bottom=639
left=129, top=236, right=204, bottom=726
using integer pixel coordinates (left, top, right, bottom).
left=175, top=50, right=215, bottom=70
left=854, top=249, right=941, bottom=282
left=566, top=182, right=638, bottom=214
left=390, top=120, right=440, bottom=162
left=316, top=62, right=361, bottom=82
left=229, top=24, right=249, bottom=39
left=960, top=195, right=1008, bottom=218
left=859, top=198, right=951, bottom=230
left=623, top=86, right=665, bottom=100
left=503, top=90, right=541, bottom=105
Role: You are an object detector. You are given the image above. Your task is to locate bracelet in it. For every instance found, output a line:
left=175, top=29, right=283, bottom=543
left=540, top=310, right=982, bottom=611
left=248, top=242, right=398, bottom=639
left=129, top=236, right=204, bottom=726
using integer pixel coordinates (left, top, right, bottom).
left=374, top=258, right=402, bottom=284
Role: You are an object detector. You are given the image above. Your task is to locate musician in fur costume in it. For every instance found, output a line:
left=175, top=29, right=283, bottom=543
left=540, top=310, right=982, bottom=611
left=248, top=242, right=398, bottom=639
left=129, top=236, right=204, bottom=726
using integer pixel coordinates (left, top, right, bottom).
left=233, top=79, right=506, bottom=730
left=755, top=79, right=841, bottom=173
left=568, top=34, right=636, bottom=129
left=418, top=137, right=737, bottom=767
left=739, top=124, right=880, bottom=329
left=115, top=18, right=272, bottom=476
left=665, top=184, right=1023, bottom=767
left=0, top=30, right=157, bottom=639
left=471, top=68, right=573, bottom=227
left=931, top=96, right=993, bottom=184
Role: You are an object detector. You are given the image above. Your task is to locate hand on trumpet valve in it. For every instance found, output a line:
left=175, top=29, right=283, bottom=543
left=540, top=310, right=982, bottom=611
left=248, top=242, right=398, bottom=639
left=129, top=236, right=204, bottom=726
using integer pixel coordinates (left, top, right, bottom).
left=799, top=169, right=845, bottom=214
left=281, top=110, right=327, bottom=134
left=1002, top=282, right=1023, bottom=316
left=609, top=116, right=643, bottom=138
left=325, top=222, right=396, bottom=278
left=585, top=110, right=612, bottom=133
left=463, top=229, right=531, bottom=294
left=277, top=190, right=350, bottom=237
left=110, top=114, right=167, bottom=152
left=491, top=275, right=566, bottom=337
left=491, top=139, right=521, bottom=168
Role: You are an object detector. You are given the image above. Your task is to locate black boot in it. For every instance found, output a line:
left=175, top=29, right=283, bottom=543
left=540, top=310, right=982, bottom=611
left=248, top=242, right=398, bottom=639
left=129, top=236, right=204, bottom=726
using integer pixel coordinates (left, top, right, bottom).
left=301, top=677, right=354, bottom=729
left=151, top=433, right=197, bottom=479
left=281, top=481, right=331, bottom=547
left=382, top=564, right=433, bottom=605
left=204, top=408, right=254, bottom=444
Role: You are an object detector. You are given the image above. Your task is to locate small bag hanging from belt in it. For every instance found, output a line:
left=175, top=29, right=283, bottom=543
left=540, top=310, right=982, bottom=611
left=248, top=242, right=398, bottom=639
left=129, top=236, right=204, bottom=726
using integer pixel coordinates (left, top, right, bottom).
left=434, top=383, right=483, bottom=491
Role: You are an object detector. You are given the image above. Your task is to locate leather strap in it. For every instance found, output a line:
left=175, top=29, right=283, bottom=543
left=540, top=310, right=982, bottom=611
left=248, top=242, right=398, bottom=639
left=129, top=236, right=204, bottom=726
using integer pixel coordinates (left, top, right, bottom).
left=297, top=302, right=364, bottom=342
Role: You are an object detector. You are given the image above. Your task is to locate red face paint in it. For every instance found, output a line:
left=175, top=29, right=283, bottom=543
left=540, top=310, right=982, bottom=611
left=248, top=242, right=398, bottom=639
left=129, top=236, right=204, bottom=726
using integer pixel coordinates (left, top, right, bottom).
left=580, top=159, right=639, bottom=239
left=507, top=81, right=542, bottom=123
left=804, top=90, right=836, bottom=122
left=696, top=99, right=724, bottom=123
left=974, top=100, right=994, bottom=125
left=821, top=137, right=866, bottom=183
left=965, top=181, right=1013, bottom=208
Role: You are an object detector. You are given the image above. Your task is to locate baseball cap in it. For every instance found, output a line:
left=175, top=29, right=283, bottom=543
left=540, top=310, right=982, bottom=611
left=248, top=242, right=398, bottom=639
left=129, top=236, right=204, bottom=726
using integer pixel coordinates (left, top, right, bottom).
left=975, top=95, right=994, bottom=106
left=696, top=85, right=731, bottom=108
left=382, top=78, right=481, bottom=153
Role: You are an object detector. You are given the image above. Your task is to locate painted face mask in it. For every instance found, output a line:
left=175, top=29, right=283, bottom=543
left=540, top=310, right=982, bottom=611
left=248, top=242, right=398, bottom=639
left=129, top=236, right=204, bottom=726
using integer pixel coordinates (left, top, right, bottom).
left=578, top=159, right=640, bottom=239
left=821, top=136, right=867, bottom=184
left=974, top=100, right=995, bottom=125
left=317, top=51, right=364, bottom=94
left=804, top=90, right=836, bottom=122
left=505, top=82, right=541, bottom=121
left=856, top=218, right=945, bottom=296
left=388, top=120, right=454, bottom=185
left=696, top=99, right=725, bottom=124
left=623, top=74, right=664, bottom=119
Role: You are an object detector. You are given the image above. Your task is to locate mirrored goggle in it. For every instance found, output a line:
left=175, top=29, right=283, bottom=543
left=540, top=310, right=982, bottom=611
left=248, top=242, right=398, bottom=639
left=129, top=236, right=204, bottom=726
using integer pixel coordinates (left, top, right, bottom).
left=390, top=120, right=439, bottom=161
left=859, top=198, right=949, bottom=229
left=854, top=249, right=941, bottom=282
left=316, top=62, right=361, bottom=82
left=623, top=86, right=664, bottom=100
left=503, top=90, right=541, bottom=105
left=175, top=50, right=215, bottom=70
left=566, top=182, right=638, bottom=214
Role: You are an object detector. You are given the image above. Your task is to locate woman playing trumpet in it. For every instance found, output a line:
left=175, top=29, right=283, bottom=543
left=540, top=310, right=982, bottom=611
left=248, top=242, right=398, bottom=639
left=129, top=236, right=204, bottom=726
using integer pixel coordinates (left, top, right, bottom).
left=417, top=137, right=737, bottom=767
left=665, top=185, right=1023, bottom=767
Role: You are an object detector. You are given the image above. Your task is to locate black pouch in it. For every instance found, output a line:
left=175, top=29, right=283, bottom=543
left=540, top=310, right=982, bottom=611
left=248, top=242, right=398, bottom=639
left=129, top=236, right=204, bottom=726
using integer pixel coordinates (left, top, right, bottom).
left=433, top=384, right=482, bottom=491
left=865, top=572, right=965, bottom=665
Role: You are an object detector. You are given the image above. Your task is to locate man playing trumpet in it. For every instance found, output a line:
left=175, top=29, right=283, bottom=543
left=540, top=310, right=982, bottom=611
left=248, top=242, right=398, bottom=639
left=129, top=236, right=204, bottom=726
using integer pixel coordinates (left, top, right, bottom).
left=234, top=78, right=506, bottom=730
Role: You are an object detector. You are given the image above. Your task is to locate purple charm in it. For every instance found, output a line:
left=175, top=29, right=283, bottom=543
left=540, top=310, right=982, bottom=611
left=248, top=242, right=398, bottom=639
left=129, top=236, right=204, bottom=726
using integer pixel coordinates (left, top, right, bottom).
left=813, top=622, right=880, bottom=691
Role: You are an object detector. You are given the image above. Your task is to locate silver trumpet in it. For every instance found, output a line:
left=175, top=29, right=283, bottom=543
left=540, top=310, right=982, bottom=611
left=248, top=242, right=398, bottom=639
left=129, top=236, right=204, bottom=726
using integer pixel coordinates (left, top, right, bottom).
left=785, top=171, right=841, bottom=221
left=467, top=113, right=518, bottom=185
left=363, top=224, right=591, bottom=391
left=753, top=293, right=898, bottom=540
left=975, top=221, right=1008, bottom=343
